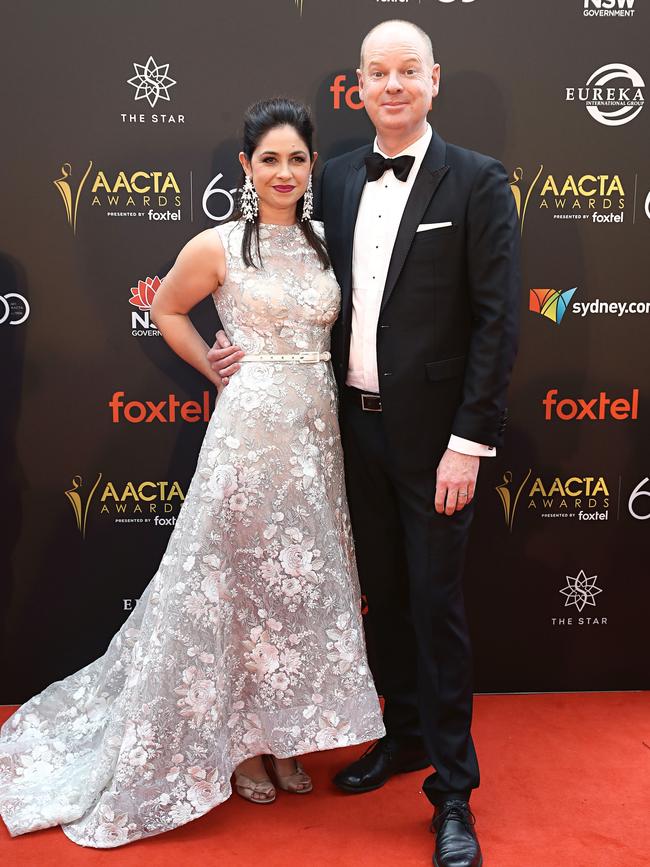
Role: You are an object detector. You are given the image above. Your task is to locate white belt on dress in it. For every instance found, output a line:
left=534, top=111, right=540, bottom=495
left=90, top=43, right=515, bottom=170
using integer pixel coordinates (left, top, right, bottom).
left=239, top=351, right=331, bottom=364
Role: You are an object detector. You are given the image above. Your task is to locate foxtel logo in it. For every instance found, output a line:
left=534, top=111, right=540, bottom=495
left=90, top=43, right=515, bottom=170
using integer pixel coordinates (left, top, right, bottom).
left=330, top=74, right=364, bottom=110
left=542, top=388, right=639, bottom=420
left=108, top=391, right=212, bottom=423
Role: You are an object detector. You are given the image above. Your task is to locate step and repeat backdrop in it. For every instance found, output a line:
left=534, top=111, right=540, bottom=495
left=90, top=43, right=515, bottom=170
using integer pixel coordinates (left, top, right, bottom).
left=1, top=0, right=648, bottom=701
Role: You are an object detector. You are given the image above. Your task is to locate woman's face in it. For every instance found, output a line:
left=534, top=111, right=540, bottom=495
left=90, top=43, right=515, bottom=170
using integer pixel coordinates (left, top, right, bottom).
left=240, top=124, right=315, bottom=219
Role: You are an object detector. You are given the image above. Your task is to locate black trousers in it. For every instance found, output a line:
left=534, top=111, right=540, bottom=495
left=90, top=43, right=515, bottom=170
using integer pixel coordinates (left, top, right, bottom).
left=340, top=388, right=480, bottom=806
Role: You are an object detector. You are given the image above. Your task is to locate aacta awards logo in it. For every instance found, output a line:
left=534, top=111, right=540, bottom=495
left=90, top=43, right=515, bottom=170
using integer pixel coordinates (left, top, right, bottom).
left=496, top=470, right=611, bottom=530
left=65, top=473, right=186, bottom=534
left=53, top=161, right=94, bottom=235
left=542, top=388, right=639, bottom=421
left=566, top=63, right=644, bottom=126
left=65, top=473, right=104, bottom=538
left=552, top=569, right=606, bottom=628
left=583, top=0, right=635, bottom=17
left=130, top=276, right=161, bottom=336
left=540, top=173, right=625, bottom=223
left=108, top=391, right=213, bottom=423
left=511, top=165, right=626, bottom=225
left=53, top=162, right=183, bottom=231
left=509, top=165, right=543, bottom=234
left=122, top=55, right=184, bottom=125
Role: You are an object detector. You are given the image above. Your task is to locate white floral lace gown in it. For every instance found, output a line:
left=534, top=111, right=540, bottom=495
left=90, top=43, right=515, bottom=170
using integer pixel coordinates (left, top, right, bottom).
left=0, top=221, right=385, bottom=847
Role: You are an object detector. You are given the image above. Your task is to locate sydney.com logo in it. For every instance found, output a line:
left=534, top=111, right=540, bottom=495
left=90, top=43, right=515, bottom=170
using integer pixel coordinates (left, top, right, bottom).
left=530, top=288, right=650, bottom=325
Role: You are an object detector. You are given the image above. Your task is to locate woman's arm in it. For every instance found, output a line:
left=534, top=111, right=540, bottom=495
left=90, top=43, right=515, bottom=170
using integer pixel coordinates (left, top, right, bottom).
left=151, top=228, right=227, bottom=389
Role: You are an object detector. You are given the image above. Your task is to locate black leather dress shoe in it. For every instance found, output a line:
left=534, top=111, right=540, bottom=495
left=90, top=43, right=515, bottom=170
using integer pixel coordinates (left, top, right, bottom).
left=431, top=800, right=482, bottom=867
left=333, top=736, right=429, bottom=793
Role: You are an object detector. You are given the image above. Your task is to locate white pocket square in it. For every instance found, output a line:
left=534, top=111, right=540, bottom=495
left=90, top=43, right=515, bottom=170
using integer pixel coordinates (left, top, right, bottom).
left=416, top=221, right=453, bottom=232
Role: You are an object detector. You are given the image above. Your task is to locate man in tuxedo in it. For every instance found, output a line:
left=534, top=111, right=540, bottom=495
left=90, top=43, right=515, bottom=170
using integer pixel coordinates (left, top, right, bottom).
left=210, top=19, right=519, bottom=867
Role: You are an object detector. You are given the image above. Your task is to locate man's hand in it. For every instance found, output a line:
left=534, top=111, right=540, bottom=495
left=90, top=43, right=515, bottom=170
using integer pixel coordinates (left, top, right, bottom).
left=206, top=330, right=244, bottom=387
left=435, top=449, right=480, bottom=515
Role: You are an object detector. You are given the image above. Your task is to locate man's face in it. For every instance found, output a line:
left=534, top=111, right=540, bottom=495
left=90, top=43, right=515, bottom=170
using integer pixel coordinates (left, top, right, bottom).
left=357, top=26, right=440, bottom=140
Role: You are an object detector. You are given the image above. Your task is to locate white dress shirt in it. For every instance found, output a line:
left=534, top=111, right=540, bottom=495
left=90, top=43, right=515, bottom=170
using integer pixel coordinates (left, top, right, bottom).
left=347, top=123, right=494, bottom=458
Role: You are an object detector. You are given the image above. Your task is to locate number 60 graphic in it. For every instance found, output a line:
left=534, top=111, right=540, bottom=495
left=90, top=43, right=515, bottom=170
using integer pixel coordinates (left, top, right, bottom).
left=202, top=173, right=240, bottom=222
left=628, top=477, right=650, bottom=520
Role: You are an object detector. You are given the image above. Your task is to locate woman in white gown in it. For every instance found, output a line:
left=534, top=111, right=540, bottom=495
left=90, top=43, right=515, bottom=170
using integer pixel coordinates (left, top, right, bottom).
left=0, top=98, right=384, bottom=847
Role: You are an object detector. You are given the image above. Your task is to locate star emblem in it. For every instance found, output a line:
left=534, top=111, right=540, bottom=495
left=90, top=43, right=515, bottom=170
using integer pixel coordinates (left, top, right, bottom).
left=127, top=56, right=176, bottom=108
left=559, top=570, right=603, bottom=612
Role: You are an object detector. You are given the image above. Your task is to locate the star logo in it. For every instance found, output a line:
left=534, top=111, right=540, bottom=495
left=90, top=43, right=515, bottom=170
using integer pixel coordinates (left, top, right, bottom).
left=559, top=570, right=603, bottom=612
left=127, top=56, right=176, bottom=108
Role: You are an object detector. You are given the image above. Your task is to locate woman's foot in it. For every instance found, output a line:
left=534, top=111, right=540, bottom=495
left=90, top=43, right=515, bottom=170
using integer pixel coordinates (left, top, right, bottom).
left=269, top=756, right=313, bottom=794
left=234, top=756, right=276, bottom=804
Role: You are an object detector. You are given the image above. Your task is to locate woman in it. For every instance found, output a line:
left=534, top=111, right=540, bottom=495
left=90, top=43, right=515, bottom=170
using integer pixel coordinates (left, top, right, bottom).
left=0, top=98, right=384, bottom=847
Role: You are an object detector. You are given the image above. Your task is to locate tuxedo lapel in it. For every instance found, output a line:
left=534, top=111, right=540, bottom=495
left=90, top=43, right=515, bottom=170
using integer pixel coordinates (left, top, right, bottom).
left=339, top=148, right=371, bottom=324
left=380, top=132, right=449, bottom=315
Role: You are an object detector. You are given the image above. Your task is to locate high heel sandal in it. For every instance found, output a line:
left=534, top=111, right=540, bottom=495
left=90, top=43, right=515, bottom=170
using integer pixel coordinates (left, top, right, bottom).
left=234, top=769, right=276, bottom=804
left=268, top=756, right=313, bottom=794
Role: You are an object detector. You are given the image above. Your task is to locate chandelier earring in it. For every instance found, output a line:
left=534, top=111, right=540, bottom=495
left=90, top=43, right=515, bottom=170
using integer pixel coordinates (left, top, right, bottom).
left=240, top=174, right=258, bottom=222
left=301, top=173, right=313, bottom=221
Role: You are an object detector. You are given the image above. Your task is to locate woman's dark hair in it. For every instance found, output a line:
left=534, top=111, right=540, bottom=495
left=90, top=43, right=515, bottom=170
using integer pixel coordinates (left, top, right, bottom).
left=234, top=97, right=330, bottom=270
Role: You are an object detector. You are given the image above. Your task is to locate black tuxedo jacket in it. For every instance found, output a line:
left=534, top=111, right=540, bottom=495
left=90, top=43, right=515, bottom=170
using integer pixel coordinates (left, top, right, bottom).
left=319, top=129, right=520, bottom=470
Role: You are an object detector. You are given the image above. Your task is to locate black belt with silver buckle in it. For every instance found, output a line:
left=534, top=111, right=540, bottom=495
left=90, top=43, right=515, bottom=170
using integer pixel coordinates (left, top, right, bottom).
left=346, top=387, right=382, bottom=412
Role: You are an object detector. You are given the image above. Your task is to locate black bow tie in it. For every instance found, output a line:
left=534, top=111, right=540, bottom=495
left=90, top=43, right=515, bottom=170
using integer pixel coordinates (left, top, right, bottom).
left=364, top=152, right=415, bottom=183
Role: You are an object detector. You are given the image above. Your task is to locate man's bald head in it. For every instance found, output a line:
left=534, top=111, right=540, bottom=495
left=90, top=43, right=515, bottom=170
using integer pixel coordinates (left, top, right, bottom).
left=359, top=19, right=435, bottom=70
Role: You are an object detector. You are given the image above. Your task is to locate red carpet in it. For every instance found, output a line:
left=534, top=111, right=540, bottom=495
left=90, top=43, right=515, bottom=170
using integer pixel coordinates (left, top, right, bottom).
left=1, top=692, right=648, bottom=866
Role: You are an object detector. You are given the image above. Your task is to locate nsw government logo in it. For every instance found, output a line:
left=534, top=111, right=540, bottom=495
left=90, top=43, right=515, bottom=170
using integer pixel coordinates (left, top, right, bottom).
left=122, top=55, right=184, bottom=125
left=130, top=276, right=161, bottom=336
left=583, top=0, right=635, bottom=16
left=566, top=63, right=644, bottom=126
left=552, top=570, right=606, bottom=627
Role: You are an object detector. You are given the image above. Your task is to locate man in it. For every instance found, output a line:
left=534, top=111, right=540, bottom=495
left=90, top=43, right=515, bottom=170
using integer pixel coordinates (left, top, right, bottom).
left=210, top=20, right=519, bottom=867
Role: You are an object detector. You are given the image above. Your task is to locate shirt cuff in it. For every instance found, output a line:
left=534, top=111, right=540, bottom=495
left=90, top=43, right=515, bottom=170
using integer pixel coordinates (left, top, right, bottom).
left=448, top=435, right=496, bottom=458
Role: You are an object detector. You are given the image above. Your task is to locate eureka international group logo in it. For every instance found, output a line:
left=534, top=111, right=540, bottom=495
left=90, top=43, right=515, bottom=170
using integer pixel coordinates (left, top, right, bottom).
left=566, top=63, right=644, bottom=126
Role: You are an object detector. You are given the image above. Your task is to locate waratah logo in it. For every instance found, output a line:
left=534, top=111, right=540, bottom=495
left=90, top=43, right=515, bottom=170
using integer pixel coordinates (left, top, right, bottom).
left=129, top=276, right=161, bottom=311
